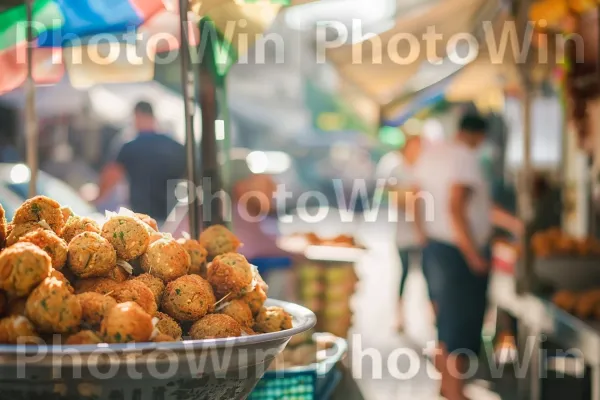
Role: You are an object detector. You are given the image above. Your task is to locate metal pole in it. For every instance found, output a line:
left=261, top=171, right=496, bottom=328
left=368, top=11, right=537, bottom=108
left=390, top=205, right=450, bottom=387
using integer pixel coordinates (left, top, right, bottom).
left=25, top=0, right=37, bottom=198
left=179, top=0, right=199, bottom=238
left=198, top=19, right=223, bottom=227
left=518, top=86, right=534, bottom=294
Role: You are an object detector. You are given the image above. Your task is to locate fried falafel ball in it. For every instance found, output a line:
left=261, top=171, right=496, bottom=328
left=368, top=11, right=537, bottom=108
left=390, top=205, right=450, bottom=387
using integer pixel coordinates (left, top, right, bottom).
left=254, top=306, right=292, bottom=333
left=68, top=232, right=117, bottom=278
left=60, top=206, right=75, bottom=223
left=61, top=216, right=101, bottom=244
left=207, top=253, right=253, bottom=299
left=199, top=225, right=241, bottom=260
left=103, top=265, right=130, bottom=283
left=161, top=275, right=215, bottom=322
left=6, top=298, right=26, bottom=316
left=140, top=238, right=190, bottom=282
left=101, top=301, right=153, bottom=343
left=0, top=315, right=39, bottom=344
left=25, top=277, right=82, bottom=334
left=101, top=216, right=150, bottom=261
left=189, top=314, right=242, bottom=340
left=218, top=299, right=254, bottom=329
left=18, top=228, right=68, bottom=270
left=74, top=278, right=119, bottom=295
left=6, top=222, right=50, bottom=246
left=65, top=330, right=103, bottom=345
left=0, top=203, right=6, bottom=249
left=0, top=242, right=51, bottom=297
left=13, top=195, right=65, bottom=234
left=110, top=280, right=157, bottom=316
left=50, top=269, right=74, bottom=294
left=133, top=273, right=165, bottom=304
left=152, top=333, right=176, bottom=342
left=154, top=311, right=182, bottom=340
left=77, top=292, right=117, bottom=327
left=135, top=213, right=158, bottom=231
left=177, top=239, right=208, bottom=277
left=239, top=284, right=268, bottom=316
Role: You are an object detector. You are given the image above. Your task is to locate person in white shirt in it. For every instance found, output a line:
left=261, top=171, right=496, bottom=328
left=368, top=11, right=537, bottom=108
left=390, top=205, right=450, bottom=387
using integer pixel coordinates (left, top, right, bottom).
left=411, top=114, right=521, bottom=400
left=382, top=136, right=425, bottom=331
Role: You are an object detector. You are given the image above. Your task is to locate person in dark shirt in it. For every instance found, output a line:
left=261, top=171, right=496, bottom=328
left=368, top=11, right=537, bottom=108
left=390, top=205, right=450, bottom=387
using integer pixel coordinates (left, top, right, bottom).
left=97, top=101, right=186, bottom=223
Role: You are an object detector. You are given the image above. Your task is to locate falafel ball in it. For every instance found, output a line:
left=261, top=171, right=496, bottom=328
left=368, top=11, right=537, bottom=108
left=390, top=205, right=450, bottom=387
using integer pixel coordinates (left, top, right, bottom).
left=60, top=206, right=74, bottom=222
left=61, top=216, right=101, bottom=244
left=65, top=330, right=103, bottom=345
left=254, top=306, right=292, bottom=333
left=207, top=253, right=253, bottom=299
left=0, top=203, right=7, bottom=249
left=177, top=239, right=208, bottom=277
left=77, top=292, right=117, bottom=327
left=50, top=269, right=74, bottom=294
left=101, top=301, right=153, bottom=343
left=152, top=333, right=176, bottom=342
left=68, top=232, right=117, bottom=278
left=13, top=195, right=65, bottom=234
left=140, top=238, right=190, bottom=282
left=6, top=223, right=50, bottom=246
left=0, top=315, right=39, bottom=344
left=0, top=242, right=52, bottom=297
left=154, top=311, right=182, bottom=340
left=103, top=265, right=130, bottom=283
left=19, top=228, right=68, bottom=270
left=239, top=285, right=267, bottom=316
left=74, top=278, right=119, bottom=295
left=101, top=216, right=150, bottom=261
left=199, top=225, right=241, bottom=260
left=25, top=277, right=82, bottom=334
left=110, top=280, right=157, bottom=315
left=135, top=213, right=158, bottom=231
left=189, top=314, right=242, bottom=340
left=161, top=275, right=215, bottom=322
left=133, top=273, right=165, bottom=304
left=218, top=299, right=254, bottom=329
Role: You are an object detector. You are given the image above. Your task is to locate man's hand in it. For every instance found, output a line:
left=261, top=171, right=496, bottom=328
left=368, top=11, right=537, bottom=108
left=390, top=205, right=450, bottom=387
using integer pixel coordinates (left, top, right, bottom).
left=465, top=250, right=489, bottom=275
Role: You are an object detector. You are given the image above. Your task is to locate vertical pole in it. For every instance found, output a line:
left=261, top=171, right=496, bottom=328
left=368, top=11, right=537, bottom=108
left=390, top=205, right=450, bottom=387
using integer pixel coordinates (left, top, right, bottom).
left=518, top=86, right=534, bottom=294
left=215, top=82, right=232, bottom=229
left=179, top=0, right=199, bottom=238
left=25, top=0, right=37, bottom=198
left=198, top=19, right=223, bottom=227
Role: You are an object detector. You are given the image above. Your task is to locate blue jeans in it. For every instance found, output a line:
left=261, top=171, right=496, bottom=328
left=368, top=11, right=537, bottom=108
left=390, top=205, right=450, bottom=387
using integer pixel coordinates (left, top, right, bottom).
left=398, top=247, right=421, bottom=297
left=423, top=239, right=490, bottom=354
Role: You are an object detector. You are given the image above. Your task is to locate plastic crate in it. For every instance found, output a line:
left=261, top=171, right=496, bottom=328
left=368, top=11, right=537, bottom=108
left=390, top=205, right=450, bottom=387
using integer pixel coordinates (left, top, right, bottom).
left=249, top=335, right=347, bottom=400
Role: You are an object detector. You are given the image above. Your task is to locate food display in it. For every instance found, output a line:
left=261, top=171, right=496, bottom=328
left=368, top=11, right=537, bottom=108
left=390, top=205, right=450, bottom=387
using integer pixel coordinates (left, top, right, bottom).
left=304, top=233, right=363, bottom=248
left=552, top=289, right=600, bottom=320
left=532, top=228, right=600, bottom=257
left=0, top=196, right=292, bottom=345
left=298, top=261, right=357, bottom=338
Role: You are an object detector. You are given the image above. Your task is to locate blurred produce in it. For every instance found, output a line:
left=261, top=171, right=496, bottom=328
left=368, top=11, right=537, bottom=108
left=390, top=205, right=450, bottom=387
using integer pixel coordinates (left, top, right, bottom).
left=531, top=228, right=600, bottom=257
left=552, top=289, right=600, bottom=320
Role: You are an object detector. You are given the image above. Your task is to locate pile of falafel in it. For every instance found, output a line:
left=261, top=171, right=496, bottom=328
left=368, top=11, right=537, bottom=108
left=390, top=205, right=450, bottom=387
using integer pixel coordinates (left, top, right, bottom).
left=0, top=196, right=292, bottom=345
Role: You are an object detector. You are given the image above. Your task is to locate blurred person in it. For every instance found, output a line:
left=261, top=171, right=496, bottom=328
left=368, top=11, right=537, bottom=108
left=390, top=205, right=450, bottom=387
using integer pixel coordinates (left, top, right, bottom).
left=412, top=114, right=521, bottom=400
left=383, top=136, right=425, bottom=331
left=96, top=101, right=185, bottom=223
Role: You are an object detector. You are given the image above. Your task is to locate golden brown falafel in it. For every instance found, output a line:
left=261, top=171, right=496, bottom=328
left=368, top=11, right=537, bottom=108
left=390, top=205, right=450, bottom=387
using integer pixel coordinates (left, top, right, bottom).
left=101, top=301, right=153, bottom=343
left=254, top=306, right=292, bottom=333
left=77, top=292, right=117, bottom=327
left=110, top=280, right=157, bottom=316
left=154, top=311, right=182, bottom=340
left=141, top=238, right=190, bottom=282
left=199, top=225, right=241, bottom=260
left=101, top=216, right=150, bottom=260
left=189, top=314, right=242, bottom=339
left=161, top=275, right=215, bottom=322
left=68, top=232, right=117, bottom=278
left=19, top=228, right=68, bottom=270
left=177, top=239, right=208, bottom=277
left=207, top=253, right=253, bottom=299
left=65, top=330, right=103, bottom=345
left=61, top=216, right=101, bottom=244
left=133, top=273, right=165, bottom=304
left=13, top=196, right=64, bottom=234
left=25, top=277, right=82, bottom=334
left=0, top=242, right=52, bottom=297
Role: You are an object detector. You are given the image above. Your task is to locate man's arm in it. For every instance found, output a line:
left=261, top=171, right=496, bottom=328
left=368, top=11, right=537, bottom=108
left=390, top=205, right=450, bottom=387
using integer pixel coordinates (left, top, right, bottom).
left=96, top=162, right=125, bottom=203
left=491, top=205, right=523, bottom=237
left=405, top=185, right=427, bottom=245
left=449, top=183, right=487, bottom=273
